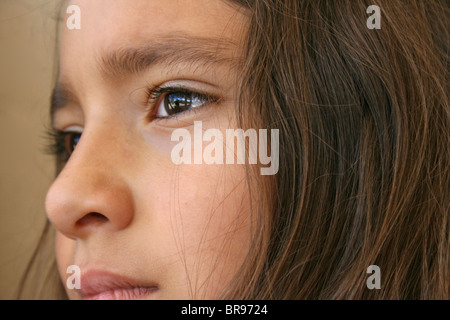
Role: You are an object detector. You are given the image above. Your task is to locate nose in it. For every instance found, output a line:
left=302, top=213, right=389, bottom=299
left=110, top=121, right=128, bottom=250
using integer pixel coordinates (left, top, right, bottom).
left=45, top=129, right=135, bottom=240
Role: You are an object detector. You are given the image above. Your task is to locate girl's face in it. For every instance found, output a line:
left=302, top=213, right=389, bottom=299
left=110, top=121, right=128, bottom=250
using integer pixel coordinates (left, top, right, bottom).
left=45, top=0, right=251, bottom=299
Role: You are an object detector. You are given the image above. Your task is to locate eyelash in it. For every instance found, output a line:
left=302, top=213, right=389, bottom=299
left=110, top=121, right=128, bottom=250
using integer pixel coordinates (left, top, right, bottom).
left=46, top=86, right=220, bottom=162
left=45, top=128, right=75, bottom=162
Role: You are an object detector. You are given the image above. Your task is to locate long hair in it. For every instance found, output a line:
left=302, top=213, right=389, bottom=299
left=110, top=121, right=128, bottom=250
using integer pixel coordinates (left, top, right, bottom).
left=19, top=0, right=448, bottom=299
left=224, top=0, right=449, bottom=299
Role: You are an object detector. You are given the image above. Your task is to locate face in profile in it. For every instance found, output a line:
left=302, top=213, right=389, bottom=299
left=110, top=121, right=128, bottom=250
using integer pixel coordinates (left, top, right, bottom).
left=45, top=0, right=252, bottom=299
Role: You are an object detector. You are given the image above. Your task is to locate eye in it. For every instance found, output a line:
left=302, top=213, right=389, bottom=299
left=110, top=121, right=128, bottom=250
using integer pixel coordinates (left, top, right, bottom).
left=62, top=125, right=83, bottom=155
left=64, top=132, right=81, bottom=155
left=150, top=87, right=217, bottom=118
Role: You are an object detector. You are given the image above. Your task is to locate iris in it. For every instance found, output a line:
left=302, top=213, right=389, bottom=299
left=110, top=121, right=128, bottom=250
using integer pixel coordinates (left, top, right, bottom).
left=164, top=92, right=192, bottom=116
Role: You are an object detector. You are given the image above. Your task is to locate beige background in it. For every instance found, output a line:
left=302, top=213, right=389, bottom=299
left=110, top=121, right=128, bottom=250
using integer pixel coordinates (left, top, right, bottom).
left=0, top=0, right=60, bottom=299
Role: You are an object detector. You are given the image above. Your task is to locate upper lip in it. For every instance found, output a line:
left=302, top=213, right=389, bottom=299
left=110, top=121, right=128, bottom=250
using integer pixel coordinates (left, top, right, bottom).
left=77, top=269, right=158, bottom=298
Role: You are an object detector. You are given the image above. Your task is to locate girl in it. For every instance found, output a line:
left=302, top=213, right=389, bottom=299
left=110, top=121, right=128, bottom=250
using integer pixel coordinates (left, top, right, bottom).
left=19, top=0, right=449, bottom=299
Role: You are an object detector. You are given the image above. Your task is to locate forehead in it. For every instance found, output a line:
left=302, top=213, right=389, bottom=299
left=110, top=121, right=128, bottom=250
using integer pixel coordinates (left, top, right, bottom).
left=61, top=0, right=247, bottom=61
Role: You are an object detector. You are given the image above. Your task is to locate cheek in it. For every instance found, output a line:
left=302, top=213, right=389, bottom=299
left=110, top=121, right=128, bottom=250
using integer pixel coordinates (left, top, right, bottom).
left=161, top=164, right=249, bottom=238
left=56, top=232, right=74, bottom=270
left=153, top=164, right=251, bottom=296
left=55, top=232, right=77, bottom=297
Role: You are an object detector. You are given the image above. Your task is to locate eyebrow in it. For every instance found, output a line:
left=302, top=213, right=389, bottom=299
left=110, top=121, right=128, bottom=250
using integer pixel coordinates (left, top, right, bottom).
left=50, top=35, right=242, bottom=120
left=100, top=35, right=241, bottom=79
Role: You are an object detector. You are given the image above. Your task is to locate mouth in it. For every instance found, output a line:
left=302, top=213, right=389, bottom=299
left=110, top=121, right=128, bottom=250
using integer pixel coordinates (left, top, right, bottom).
left=77, top=269, right=159, bottom=300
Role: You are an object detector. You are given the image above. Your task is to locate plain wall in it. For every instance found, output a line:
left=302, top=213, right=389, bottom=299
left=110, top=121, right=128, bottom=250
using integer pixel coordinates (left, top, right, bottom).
left=0, top=0, right=60, bottom=299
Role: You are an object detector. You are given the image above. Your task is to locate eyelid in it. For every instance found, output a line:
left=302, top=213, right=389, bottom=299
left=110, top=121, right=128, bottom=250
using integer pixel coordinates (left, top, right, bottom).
left=62, top=125, right=84, bottom=133
left=147, top=81, right=220, bottom=105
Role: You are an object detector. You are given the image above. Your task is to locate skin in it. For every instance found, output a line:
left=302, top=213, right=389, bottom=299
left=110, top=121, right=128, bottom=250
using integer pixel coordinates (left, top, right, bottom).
left=45, top=0, right=252, bottom=299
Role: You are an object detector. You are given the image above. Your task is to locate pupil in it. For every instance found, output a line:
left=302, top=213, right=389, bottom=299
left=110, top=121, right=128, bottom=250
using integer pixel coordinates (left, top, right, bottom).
left=165, top=93, right=192, bottom=115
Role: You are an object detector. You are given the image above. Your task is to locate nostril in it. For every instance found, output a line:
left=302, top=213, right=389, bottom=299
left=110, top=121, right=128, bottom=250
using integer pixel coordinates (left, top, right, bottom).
left=76, top=212, right=108, bottom=227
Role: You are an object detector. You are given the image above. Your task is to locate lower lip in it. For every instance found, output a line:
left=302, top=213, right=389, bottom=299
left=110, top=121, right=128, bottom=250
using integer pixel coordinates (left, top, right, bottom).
left=82, top=287, right=158, bottom=300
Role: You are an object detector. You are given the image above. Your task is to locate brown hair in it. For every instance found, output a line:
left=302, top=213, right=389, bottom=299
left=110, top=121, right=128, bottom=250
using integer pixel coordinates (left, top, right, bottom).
left=224, top=0, right=449, bottom=299
left=19, top=0, right=448, bottom=299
